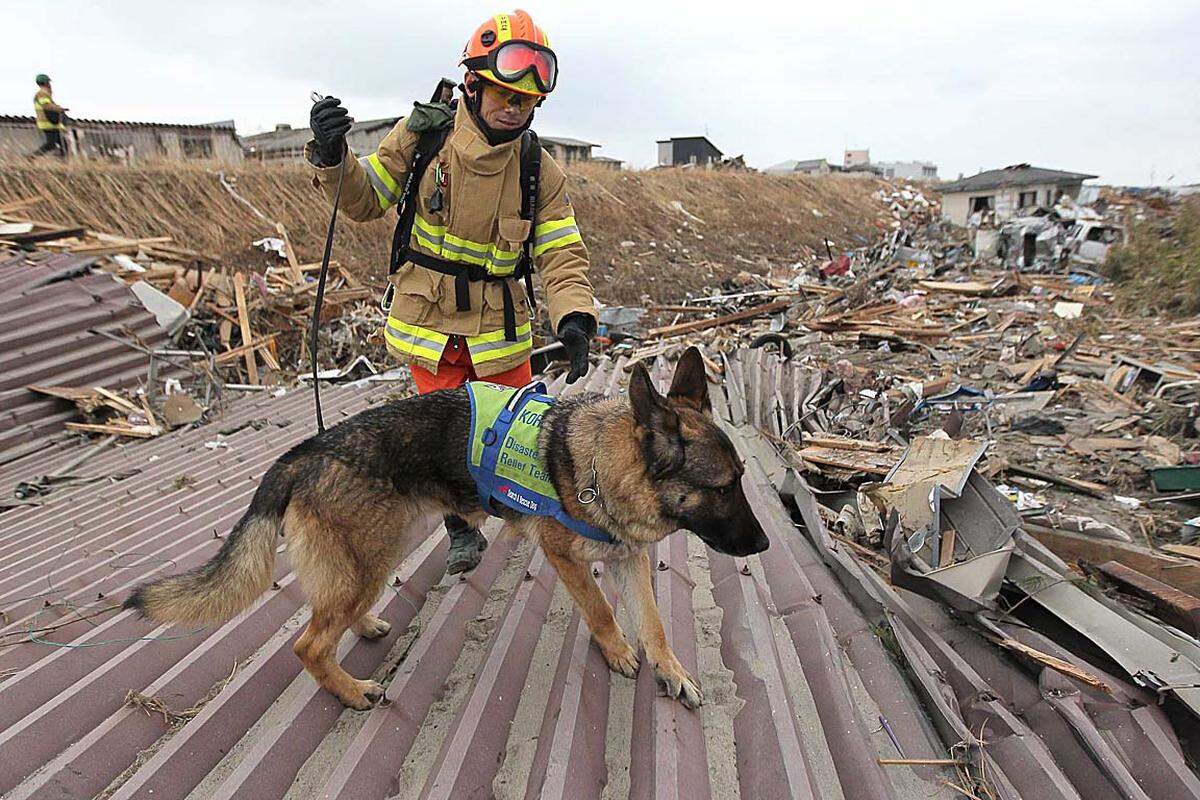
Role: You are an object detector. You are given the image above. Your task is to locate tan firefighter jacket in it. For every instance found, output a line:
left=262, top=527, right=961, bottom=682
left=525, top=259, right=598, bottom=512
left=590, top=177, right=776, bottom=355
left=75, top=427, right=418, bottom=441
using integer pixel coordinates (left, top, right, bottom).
left=308, top=101, right=596, bottom=377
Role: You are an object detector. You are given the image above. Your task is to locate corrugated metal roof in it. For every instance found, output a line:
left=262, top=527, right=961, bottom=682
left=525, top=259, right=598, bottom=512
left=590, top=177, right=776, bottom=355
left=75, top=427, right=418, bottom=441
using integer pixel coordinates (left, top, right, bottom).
left=0, top=251, right=170, bottom=462
left=0, top=353, right=1195, bottom=799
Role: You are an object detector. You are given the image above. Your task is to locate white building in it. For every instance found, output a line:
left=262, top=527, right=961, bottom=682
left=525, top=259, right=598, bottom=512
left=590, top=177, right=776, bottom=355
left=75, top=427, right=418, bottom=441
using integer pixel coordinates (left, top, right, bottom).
left=938, top=164, right=1099, bottom=226
left=875, top=160, right=938, bottom=181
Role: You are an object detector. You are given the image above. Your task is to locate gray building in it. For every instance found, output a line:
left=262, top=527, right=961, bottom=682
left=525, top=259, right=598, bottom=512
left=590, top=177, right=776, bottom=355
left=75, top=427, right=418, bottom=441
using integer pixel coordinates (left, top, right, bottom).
left=243, top=117, right=400, bottom=161
left=939, top=164, right=1099, bottom=226
left=0, top=115, right=243, bottom=163
left=539, top=135, right=599, bottom=165
left=657, top=136, right=723, bottom=168
left=875, top=160, right=938, bottom=181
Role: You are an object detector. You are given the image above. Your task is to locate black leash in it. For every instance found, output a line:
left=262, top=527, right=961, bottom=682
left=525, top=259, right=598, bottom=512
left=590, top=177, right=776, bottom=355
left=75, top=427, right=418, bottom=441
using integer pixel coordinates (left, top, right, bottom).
left=309, top=92, right=346, bottom=435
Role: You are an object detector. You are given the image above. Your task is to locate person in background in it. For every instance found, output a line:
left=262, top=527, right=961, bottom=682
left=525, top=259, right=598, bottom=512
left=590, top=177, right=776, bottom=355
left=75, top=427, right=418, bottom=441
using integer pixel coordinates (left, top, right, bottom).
left=32, top=74, right=67, bottom=158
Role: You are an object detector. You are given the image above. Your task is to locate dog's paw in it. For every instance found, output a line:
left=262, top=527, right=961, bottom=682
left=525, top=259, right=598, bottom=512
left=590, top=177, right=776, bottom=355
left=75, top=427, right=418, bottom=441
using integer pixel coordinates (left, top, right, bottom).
left=602, top=641, right=640, bottom=678
left=341, top=679, right=386, bottom=710
left=653, top=657, right=704, bottom=709
left=353, top=614, right=392, bottom=640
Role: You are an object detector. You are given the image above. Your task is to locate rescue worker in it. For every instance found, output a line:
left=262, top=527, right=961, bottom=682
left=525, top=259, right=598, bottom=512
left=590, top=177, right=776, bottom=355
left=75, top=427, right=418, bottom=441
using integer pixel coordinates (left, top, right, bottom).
left=32, top=74, right=68, bottom=158
left=306, top=10, right=597, bottom=575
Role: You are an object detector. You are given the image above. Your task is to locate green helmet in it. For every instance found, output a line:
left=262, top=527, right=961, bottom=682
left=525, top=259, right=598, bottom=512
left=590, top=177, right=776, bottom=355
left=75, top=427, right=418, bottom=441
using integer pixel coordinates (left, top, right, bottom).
left=35, top=74, right=50, bottom=86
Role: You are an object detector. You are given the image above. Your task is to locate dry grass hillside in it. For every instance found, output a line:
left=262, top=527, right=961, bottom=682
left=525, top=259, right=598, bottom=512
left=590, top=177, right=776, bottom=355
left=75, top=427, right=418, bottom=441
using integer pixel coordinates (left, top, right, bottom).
left=0, top=159, right=890, bottom=303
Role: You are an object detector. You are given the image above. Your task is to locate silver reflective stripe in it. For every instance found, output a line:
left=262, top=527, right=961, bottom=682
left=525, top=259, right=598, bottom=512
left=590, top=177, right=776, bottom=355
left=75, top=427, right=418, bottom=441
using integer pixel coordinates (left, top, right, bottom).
left=420, top=235, right=520, bottom=268
left=414, top=227, right=445, bottom=249
left=468, top=330, right=533, bottom=355
left=534, top=224, right=580, bottom=247
left=385, top=323, right=446, bottom=353
left=360, top=157, right=400, bottom=206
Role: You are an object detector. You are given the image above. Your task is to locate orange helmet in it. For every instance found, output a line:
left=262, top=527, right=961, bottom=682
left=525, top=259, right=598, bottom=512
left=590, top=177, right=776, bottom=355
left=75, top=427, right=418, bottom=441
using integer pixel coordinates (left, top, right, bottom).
left=461, top=10, right=557, bottom=97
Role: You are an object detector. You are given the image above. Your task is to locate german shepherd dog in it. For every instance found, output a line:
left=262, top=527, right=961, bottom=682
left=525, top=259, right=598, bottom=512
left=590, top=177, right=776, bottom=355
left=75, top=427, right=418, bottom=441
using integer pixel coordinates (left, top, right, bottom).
left=126, top=347, right=769, bottom=710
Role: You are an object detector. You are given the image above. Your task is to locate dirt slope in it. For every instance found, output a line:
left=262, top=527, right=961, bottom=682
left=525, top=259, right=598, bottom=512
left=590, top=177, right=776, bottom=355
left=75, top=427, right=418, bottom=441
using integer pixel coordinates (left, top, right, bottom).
left=0, top=159, right=890, bottom=303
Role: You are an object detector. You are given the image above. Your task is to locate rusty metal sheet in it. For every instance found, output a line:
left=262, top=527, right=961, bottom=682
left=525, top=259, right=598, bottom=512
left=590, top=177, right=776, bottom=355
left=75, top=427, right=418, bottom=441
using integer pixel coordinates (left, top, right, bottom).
left=0, top=253, right=169, bottom=458
left=4, top=350, right=1197, bottom=800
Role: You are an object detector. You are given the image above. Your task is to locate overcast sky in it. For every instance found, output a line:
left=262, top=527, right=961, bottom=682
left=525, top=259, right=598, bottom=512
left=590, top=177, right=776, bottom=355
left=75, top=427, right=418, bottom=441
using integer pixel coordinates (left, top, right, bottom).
left=4, top=1, right=1197, bottom=185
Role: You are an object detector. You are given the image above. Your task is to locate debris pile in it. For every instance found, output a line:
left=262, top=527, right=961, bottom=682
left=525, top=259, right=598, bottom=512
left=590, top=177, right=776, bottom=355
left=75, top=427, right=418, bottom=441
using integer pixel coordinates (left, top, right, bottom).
left=1, top=195, right=402, bottom=446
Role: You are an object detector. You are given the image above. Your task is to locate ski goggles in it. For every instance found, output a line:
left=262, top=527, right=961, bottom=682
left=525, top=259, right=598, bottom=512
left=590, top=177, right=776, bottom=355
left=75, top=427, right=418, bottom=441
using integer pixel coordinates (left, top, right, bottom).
left=464, top=41, right=558, bottom=94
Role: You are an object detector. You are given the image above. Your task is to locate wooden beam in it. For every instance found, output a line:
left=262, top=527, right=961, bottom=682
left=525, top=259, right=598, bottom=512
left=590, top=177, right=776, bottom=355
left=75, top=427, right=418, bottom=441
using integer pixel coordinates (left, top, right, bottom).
left=1024, top=525, right=1200, bottom=597
left=645, top=298, right=792, bottom=339
left=232, top=272, right=259, bottom=385
left=275, top=222, right=305, bottom=284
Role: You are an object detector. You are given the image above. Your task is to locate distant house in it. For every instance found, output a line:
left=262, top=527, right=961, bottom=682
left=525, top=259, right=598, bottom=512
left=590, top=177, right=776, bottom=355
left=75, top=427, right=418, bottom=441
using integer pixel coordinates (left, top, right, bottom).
left=0, top=114, right=243, bottom=163
left=875, top=160, right=938, bottom=181
left=657, top=136, right=723, bottom=168
left=939, top=164, right=1099, bottom=226
left=243, top=117, right=400, bottom=161
left=539, top=135, right=599, bottom=165
left=765, top=158, right=832, bottom=176
left=589, top=155, right=623, bottom=170
left=844, top=149, right=870, bottom=169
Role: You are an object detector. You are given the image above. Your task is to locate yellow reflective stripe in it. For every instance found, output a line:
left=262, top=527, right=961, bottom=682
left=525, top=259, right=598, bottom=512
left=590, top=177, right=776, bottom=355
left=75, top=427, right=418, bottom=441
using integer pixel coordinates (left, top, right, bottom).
left=494, top=14, right=513, bottom=43
left=410, top=215, right=521, bottom=273
left=533, top=230, right=582, bottom=257
left=532, top=216, right=583, bottom=257
left=467, top=324, right=533, bottom=364
left=36, top=96, right=52, bottom=105
left=533, top=216, right=577, bottom=237
left=413, top=214, right=446, bottom=238
left=468, top=321, right=532, bottom=344
left=383, top=319, right=449, bottom=361
left=361, top=153, right=400, bottom=211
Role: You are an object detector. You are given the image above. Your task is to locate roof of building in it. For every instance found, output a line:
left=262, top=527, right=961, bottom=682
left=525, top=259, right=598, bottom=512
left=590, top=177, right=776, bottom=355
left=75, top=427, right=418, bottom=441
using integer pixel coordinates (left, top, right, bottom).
left=241, top=117, right=400, bottom=153
left=656, top=136, right=723, bottom=154
left=539, top=135, right=600, bottom=149
left=939, top=164, right=1099, bottom=194
left=2, top=347, right=1190, bottom=799
left=590, top=155, right=623, bottom=164
left=0, top=114, right=238, bottom=135
left=765, top=158, right=829, bottom=174
left=0, top=251, right=169, bottom=465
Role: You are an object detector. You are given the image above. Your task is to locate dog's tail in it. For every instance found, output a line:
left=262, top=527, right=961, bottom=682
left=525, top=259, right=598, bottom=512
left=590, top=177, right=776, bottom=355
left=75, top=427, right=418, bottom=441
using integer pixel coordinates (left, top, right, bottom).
left=124, top=460, right=296, bottom=625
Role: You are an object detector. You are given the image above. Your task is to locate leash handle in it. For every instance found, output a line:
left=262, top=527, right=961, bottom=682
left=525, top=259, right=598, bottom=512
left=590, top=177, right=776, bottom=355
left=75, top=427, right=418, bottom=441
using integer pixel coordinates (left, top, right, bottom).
left=309, top=91, right=344, bottom=434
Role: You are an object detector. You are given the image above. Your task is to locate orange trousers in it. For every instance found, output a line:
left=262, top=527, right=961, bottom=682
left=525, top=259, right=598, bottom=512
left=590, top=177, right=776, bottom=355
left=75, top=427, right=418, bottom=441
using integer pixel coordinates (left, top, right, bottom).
left=410, top=335, right=532, bottom=395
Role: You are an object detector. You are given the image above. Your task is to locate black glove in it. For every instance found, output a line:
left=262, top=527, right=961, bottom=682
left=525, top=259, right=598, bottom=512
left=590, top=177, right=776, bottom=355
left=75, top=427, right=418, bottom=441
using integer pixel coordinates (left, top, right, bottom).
left=557, top=313, right=596, bottom=384
left=310, top=96, right=352, bottom=166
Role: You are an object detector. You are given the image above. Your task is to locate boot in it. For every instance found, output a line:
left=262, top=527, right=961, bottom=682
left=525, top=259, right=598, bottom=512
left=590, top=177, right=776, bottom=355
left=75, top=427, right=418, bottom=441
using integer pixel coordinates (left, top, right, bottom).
left=445, top=514, right=487, bottom=575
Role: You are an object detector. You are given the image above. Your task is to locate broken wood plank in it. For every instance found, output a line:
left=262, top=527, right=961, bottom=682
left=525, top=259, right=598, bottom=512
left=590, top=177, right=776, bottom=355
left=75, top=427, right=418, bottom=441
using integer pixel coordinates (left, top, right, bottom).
left=1023, top=526, right=1200, bottom=597
left=1096, top=560, right=1200, bottom=638
left=987, top=636, right=1111, bottom=693
left=8, top=226, right=87, bottom=245
left=275, top=222, right=305, bottom=284
left=66, top=422, right=159, bottom=439
left=1003, top=464, right=1108, bottom=498
left=232, top=272, right=259, bottom=385
left=645, top=298, right=792, bottom=339
left=797, top=447, right=894, bottom=476
left=211, top=333, right=281, bottom=365
left=1161, top=544, right=1200, bottom=562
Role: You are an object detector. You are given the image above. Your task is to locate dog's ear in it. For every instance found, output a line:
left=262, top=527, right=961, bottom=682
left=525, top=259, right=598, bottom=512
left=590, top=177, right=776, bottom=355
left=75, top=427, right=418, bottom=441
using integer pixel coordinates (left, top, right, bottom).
left=630, top=362, right=677, bottom=430
left=667, top=347, right=712, bottom=415
left=629, top=362, right=685, bottom=477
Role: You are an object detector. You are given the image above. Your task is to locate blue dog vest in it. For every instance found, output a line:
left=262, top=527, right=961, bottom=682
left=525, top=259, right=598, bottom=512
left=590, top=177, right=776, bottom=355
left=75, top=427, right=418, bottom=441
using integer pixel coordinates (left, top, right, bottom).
left=466, top=381, right=615, bottom=544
